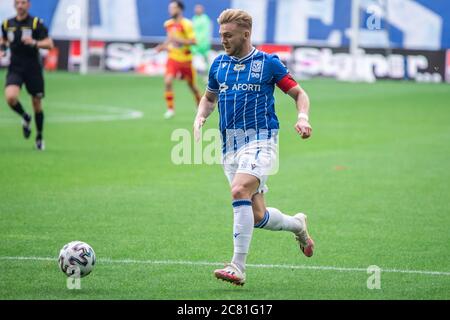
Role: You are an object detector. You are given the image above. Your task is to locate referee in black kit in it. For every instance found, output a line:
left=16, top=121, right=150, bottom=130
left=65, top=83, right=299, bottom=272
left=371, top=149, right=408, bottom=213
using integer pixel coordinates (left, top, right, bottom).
left=0, top=0, right=54, bottom=150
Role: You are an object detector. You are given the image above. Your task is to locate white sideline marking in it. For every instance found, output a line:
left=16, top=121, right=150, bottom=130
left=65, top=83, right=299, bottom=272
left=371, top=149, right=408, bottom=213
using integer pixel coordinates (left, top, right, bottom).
left=1, top=256, right=450, bottom=277
left=0, top=102, right=143, bottom=124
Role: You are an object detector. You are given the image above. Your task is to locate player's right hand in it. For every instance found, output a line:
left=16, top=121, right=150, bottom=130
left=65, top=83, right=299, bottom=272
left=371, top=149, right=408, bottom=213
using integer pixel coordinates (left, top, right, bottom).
left=193, top=117, right=206, bottom=142
left=22, top=36, right=36, bottom=47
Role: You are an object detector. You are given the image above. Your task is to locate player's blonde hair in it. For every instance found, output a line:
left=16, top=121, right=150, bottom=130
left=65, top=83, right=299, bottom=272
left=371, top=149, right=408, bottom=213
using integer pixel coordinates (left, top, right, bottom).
left=217, top=9, right=252, bottom=31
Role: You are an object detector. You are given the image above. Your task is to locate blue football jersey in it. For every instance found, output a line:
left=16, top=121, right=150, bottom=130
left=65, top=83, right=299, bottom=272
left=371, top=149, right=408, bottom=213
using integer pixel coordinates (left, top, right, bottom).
left=207, top=48, right=291, bottom=152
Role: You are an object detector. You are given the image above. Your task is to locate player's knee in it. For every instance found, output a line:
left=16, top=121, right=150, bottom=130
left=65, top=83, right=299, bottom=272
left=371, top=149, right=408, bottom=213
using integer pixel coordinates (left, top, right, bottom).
left=32, top=98, right=42, bottom=112
left=164, top=78, right=173, bottom=88
left=33, top=105, right=42, bottom=113
left=6, top=95, right=18, bottom=106
left=231, top=184, right=252, bottom=200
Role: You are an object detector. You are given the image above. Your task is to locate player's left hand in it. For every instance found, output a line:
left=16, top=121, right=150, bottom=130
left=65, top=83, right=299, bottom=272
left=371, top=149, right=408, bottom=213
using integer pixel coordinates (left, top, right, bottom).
left=295, top=119, right=312, bottom=139
left=22, top=37, right=36, bottom=47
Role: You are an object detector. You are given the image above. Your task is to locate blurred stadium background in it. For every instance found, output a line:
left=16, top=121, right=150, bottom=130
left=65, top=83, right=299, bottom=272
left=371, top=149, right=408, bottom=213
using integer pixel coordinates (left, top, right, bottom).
left=0, top=0, right=449, bottom=300
left=1, top=0, right=450, bottom=81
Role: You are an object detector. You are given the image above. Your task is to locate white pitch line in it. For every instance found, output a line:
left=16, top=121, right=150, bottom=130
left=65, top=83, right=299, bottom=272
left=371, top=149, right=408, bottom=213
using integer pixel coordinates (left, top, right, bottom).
left=1, top=256, right=450, bottom=277
left=0, top=102, right=144, bottom=124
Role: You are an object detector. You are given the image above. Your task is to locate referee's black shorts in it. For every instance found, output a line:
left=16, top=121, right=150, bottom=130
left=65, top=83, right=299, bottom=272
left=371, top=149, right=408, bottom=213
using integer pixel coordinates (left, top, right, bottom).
left=5, top=65, right=45, bottom=98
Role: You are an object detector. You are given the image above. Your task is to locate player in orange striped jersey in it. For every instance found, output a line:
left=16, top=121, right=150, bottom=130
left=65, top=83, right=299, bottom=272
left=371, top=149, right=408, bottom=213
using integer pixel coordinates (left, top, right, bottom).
left=155, top=1, right=202, bottom=119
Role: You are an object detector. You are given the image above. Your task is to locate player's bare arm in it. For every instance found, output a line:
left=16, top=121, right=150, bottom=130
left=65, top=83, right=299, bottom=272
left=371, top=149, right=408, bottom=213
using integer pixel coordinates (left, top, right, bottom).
left=193, top=90, right=217, bottom=141
left=168, top=33, right=196, bottom=46
left=0, top=37, right=7, bottom=58
left=155, top=30, right=196, bottom=52
left=155, top=39, right=169, bottom=53
left=288, top=85, right=312, bottom=139
left=22, top=36, right=53, bottom=50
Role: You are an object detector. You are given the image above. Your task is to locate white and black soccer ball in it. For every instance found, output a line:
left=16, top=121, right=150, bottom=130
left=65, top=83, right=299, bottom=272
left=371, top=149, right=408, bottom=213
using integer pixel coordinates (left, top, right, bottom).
left=58, top=241, right=96, bottom=278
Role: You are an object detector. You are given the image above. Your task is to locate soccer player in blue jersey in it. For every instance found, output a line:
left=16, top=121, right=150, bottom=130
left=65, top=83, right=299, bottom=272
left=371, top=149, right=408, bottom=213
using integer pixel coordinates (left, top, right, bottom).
left=193, top=9, right=315, bottom=286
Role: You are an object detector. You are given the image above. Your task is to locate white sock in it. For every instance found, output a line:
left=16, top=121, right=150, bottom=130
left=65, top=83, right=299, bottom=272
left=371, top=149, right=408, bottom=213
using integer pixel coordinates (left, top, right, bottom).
left=255, top=207, right=303, bottom=233
left=231, top=199, right=254, bottom=272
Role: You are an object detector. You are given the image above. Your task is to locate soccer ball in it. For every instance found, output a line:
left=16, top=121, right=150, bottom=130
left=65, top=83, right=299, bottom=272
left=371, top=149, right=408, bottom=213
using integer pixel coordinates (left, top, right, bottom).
left=58, top=241, right=96, bottom=278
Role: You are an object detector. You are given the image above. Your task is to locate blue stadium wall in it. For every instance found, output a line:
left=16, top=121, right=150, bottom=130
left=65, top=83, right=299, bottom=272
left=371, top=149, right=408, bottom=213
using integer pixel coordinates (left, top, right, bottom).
left=1, top=0, right=450, bottom=50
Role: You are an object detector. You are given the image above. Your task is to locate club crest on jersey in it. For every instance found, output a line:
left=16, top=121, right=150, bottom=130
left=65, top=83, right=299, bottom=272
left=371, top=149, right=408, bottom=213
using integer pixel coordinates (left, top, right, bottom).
left=233, top=64, right=245, bottom=72
left=251, top=60, right=263, bottom=73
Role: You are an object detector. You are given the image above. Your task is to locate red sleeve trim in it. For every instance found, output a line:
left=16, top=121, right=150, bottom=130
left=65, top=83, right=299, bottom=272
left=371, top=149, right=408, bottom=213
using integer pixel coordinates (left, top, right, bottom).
left=276, top=74, right=298, bottom=93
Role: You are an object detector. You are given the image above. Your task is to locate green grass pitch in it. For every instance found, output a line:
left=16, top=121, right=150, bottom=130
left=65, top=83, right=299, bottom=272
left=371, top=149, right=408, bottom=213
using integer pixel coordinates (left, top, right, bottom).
left=0, top=70, right=449, bottom=299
